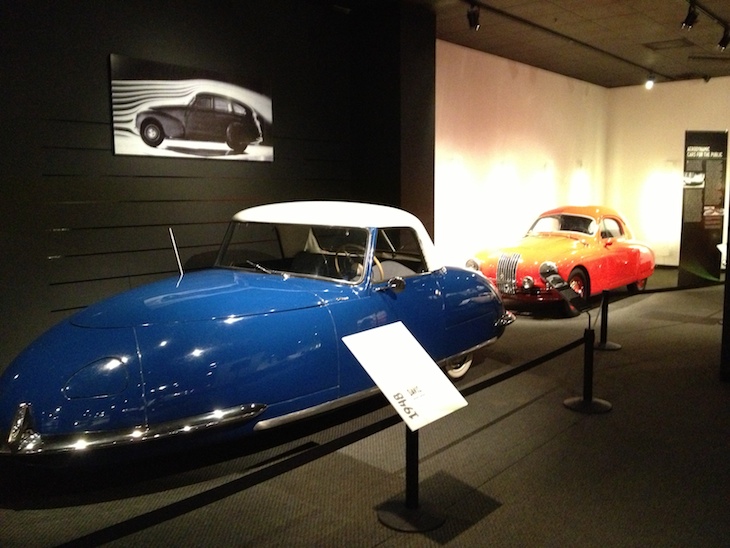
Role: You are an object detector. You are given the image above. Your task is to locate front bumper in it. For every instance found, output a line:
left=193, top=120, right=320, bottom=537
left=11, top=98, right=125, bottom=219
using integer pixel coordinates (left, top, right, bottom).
left=501, top=287, right=563, bottom=305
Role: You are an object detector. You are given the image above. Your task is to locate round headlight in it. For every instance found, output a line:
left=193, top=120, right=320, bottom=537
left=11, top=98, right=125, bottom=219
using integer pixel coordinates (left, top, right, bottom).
left=465, top=258, right=481, bottom=271
left=522, top=276, right=535, bottom=289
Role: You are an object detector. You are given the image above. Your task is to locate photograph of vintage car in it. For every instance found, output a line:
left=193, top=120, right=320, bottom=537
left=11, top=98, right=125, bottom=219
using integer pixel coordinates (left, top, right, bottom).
left=0, top=201, right=514, bottom=457
left=471, top=205, right=655, bottom=314
left=135, top=92, right=263, bottom=153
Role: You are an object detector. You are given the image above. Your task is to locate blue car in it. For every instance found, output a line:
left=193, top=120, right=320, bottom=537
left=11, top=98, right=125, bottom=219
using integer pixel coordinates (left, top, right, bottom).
left=0, top=202, right=513, bottom=457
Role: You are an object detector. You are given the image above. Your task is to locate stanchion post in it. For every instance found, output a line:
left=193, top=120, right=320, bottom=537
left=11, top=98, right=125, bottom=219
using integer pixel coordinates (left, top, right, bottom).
left=564, top=327, right=612, bottom=414
left=596, top=291, right=621, bottom=351
left=583, top=327, right=594, bottom=403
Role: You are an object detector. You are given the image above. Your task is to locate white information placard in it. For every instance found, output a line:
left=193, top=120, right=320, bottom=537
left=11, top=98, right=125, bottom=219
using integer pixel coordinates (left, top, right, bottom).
left=342, top=321, right=467, bottom=430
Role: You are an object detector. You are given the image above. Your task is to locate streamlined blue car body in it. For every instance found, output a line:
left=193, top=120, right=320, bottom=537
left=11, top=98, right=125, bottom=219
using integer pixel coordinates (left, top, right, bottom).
left=0, top=202, right=513, bottom=457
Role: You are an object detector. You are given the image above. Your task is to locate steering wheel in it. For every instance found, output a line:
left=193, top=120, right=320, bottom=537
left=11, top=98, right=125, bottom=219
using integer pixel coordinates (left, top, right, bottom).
left=334, top=244, right=384, bottom=281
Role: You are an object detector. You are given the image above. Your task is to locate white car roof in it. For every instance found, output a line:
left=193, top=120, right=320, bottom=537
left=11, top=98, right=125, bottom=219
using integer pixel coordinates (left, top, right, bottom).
left=233, top=201, right=442, bottom=270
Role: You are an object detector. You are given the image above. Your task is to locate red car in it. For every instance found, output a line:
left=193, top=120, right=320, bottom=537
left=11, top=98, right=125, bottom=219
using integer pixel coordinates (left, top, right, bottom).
left=472, top=205, right=655, bottom=313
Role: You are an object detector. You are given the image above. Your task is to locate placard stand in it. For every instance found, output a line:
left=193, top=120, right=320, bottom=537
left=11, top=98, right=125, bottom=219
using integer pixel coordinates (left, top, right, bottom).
left=342, top=321, right=468, bottom=534
left=376, top=427, right=445, bottom=532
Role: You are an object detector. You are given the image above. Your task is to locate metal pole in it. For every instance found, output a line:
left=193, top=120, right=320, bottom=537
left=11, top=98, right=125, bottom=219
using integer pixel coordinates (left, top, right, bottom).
left=596, top=291, right=621, bottom=351
left=583, top=327, right=594, bottom=404
left=564, top=327, right=612, bottom=414
left=377, top=425, right=445, bottom=531
left=405, top=426, right=419, bottom=510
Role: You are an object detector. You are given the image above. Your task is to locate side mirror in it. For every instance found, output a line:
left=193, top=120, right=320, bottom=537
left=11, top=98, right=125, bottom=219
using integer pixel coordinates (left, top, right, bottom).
left=376, top=276, right=406, bottom=294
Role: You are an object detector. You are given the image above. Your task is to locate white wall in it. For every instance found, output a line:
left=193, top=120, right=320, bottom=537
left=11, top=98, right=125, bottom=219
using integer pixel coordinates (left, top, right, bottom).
left=435, top=39, right=730, bottom=267
left=607, top=79, right=730, bottom=265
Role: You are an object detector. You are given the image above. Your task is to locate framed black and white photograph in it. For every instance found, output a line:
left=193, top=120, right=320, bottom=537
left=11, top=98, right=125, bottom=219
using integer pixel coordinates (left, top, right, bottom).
left=110, top=54, right=273, bottom=161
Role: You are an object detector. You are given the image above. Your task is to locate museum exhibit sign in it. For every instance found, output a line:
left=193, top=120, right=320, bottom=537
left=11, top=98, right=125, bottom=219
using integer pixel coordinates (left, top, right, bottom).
left=342, top=321, right=468, bottom=431
left=679, top=131, right=728, bottom=286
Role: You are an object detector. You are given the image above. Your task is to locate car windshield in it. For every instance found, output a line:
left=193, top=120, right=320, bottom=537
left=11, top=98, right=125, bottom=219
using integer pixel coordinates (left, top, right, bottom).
left=215, top=221, right=371, bottom=283
left=528, top=214, right=597, bottom=236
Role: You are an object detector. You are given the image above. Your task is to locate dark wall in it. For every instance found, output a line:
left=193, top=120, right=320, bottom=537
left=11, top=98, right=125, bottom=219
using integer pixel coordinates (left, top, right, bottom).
left=0, top=0, right=436, bottom=366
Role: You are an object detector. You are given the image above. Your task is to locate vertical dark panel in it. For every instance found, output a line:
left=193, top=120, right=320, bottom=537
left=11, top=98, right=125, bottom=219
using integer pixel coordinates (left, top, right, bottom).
left=350, top=1, right=402, bottom=205
left=348, top=1, right=435, bottom=229
left=400, top=3, right=436, bottom=238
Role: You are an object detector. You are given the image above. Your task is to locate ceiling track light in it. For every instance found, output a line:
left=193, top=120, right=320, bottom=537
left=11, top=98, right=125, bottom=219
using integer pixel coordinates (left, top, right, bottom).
left=719, top=27, right=730, bottom=50
left=679, top=1, right=730, bottom=52
left=467, top=3, right=480, bottom=31
left=645, top=75, right=655, bottom=90
left=682, top=3, right=698, bottom=29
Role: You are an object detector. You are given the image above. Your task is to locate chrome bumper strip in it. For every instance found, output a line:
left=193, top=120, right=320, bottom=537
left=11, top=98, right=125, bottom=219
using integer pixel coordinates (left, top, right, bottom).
left=1, top=402, right=267, bottom=456
left=253, top=387, right=381, bottom=431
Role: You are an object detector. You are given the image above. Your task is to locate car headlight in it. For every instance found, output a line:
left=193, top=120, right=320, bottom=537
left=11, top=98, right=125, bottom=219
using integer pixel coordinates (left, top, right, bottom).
left=465, top=258, right=481, bottom=271
left=522, top=276, right=535, bottom=290
left=63, top=357, right=129, bottom=400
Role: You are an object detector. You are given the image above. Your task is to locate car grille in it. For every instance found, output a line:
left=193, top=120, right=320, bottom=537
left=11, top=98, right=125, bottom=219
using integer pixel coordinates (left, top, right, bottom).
left=496, top=253, right=521, bottom=295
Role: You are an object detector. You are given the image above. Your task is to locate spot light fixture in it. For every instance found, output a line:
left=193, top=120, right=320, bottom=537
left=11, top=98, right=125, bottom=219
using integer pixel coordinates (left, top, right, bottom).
left=645, top=75, right=655, bottom=90
left=682, top=2, right=698, bottom=29
left=719, top=27, right=730, bottom=50
left=467, top=3, right=480, bottom=31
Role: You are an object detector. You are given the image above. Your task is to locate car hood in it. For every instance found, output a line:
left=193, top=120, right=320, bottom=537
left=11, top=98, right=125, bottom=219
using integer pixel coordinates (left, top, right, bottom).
left=71, top=269, right=334, bottom=328
left=488, top=233, right=590, bottom=260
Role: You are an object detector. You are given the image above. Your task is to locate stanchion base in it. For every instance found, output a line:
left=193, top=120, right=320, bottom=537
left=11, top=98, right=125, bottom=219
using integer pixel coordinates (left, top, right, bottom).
left=596, top=341, right=622, bottom=351
left=563, top=396, right=612, bottom=414
left=377, top=501, right=446, bottom=532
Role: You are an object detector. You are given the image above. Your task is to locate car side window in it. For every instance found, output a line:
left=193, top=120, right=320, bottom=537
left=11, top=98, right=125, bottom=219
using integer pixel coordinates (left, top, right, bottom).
left=192, top=95, right=212, bottom=110
left=213, top=96, right=229, bottom=112
left=600, top=218, right=624, bottom=239
left=373, top=227, right=427, bottom=281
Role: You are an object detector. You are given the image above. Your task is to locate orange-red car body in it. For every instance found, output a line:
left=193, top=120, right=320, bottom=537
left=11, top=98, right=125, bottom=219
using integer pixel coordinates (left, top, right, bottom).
left=473, top=205, right=655, bottom=308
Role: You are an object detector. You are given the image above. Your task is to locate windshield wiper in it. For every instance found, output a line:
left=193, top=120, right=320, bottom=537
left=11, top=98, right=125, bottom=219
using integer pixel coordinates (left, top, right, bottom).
left=246, top=260, right=273, bottom=274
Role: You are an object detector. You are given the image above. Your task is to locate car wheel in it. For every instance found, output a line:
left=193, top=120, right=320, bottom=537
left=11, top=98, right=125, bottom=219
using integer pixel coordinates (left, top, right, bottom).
left=628, top=278, right=648, bottom=293
left=140, top=119, right=164, bottom=147
left=444, top=353, right=473, bottom=379
left=226, top=123, right=249, bottom=153
left=564, top=268, right=590, bottom=316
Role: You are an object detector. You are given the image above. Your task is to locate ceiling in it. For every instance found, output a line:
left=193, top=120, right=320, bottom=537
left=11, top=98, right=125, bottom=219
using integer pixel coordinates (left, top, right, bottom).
left=432, top=0, right=730, bottom=87
left=349, top=0, right=730, bottom=88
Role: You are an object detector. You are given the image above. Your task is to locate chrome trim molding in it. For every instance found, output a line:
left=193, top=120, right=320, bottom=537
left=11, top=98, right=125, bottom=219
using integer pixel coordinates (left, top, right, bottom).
left=1, top=402, right=267, bottom=456
left=437, top=338, right=498, bottom=369
left=253, top=387, right=381, bottom=431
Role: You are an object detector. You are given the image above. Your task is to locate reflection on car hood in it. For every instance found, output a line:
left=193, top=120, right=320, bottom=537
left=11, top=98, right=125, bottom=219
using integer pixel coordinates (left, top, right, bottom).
left=495, top=233, right=588, bottom=257
left=71, top=269, right=331, bottom=328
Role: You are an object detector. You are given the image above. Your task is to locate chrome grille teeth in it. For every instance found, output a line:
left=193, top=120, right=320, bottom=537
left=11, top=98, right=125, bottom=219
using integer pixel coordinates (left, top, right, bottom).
left=496, top=253, right=520, bottom=294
